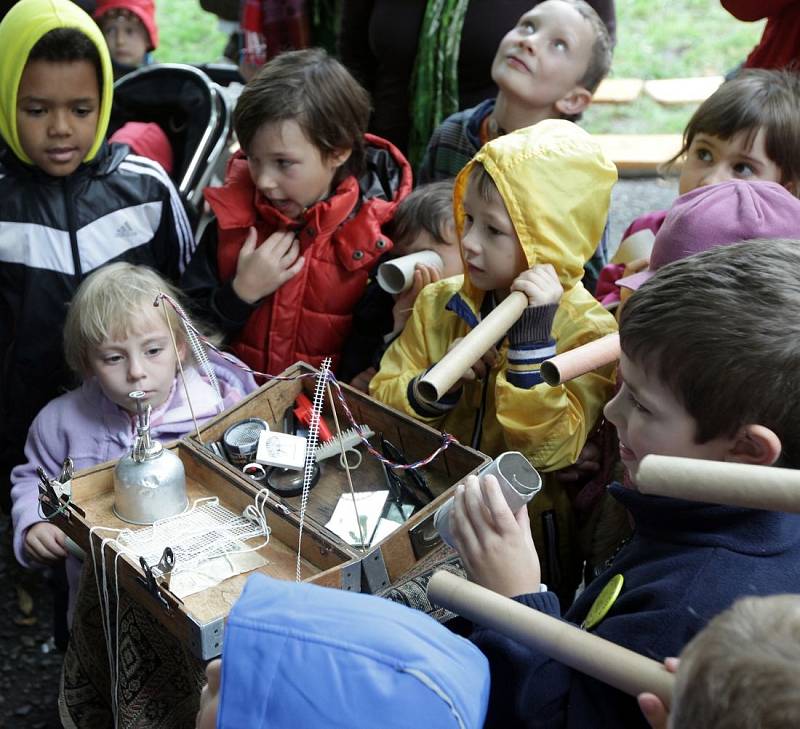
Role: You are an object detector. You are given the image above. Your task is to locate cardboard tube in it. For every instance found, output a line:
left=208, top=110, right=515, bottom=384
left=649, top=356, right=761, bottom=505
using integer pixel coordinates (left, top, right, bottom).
left=418, top=291, right=528, bottom=402
left=377, top=250, right=444, bottom=294
left=427, top=570, right=674, bottom=707
left=636, top=455, right=800, bottom=512
left=540, top=333, right=620, bottom=386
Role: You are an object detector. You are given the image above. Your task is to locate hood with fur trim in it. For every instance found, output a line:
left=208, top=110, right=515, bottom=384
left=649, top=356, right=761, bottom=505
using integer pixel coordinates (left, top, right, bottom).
left=0, top=0, right=114, bottom=166
left=453, top=119, right=616, bottom=304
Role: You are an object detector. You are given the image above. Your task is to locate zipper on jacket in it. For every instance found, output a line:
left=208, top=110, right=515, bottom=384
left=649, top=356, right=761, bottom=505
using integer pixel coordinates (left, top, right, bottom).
left=63, top=177, right=83, bottom=280
left=542, top=510, right=561, bottom=590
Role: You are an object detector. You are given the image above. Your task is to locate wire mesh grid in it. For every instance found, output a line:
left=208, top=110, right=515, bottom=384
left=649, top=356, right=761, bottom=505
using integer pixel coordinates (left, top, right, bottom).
left=118, top=500, right=266, bottom=571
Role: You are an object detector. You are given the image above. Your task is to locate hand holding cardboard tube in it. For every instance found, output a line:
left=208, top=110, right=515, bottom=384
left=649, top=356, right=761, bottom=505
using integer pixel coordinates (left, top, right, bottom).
left=636, top=455, right=800, bottom=512
left=427, top=570, right=675, bottom=707
left=418, top=291, right=528, bottom=402
left=540, top=333, right=620, bottom=386
left=377, top=250, right=444, bottom=294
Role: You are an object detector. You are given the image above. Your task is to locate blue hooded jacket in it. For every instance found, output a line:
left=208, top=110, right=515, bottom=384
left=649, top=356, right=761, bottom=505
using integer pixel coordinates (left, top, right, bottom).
left=218, top=573, right=490, bottom=728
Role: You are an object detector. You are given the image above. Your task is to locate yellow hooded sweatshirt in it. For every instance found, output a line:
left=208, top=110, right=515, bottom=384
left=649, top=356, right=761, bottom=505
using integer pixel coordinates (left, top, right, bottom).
left=371, top=120, right=619, bottom=595
left=0, top=0, right=114, bottom=166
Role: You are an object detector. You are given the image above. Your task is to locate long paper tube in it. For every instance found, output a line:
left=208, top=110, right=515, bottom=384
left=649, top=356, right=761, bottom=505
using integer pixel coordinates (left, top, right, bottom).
left=540, top=333, right=620, bottom=386
left=418, top=291, right=528, bottom=402
left=427, top=570, right=674, bottom=707
left=636, top=455, right=800, bottom=512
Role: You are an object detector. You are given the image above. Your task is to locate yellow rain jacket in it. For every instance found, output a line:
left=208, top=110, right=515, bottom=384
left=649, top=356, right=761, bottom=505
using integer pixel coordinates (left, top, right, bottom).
left=371, top=120, right=619, bottom=597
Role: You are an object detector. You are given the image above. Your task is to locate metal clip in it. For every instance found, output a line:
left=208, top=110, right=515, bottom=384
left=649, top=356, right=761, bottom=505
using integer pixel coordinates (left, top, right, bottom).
left=154, top=547, right=175, bottom=590
left=137, top=556, right=170, bottom=610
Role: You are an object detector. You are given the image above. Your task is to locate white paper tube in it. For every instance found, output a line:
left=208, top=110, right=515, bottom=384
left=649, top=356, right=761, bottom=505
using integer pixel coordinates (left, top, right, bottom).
left=377, top=250, right=444, bottom=294
left=611, top=228, right=656, bottom=265
left=418, top=291, right=528, bottom=402
left=636, top=455, right=800, bottom=512
left=427, top=571, right=674, bottom=707
left=540, top=333, right=620, bottom=386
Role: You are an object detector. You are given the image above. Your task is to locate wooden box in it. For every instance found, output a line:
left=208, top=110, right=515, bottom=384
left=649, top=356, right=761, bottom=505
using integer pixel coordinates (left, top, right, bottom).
left=186, top=361, right=490, bottom=588
left=53, top=440, right=360, bottom=659
left=54, top=363, right=488, bottom=659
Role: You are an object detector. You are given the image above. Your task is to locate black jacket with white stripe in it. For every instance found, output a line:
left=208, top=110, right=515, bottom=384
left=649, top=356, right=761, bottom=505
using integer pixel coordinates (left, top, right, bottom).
left=0, top=141, right=196, bottom=503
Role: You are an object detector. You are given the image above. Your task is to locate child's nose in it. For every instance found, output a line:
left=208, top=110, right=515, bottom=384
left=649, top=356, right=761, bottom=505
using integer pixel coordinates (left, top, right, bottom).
left=49, top=110, right=71, bottom=137
left=699, top=164, right=727, bottom=188
left=255, top=168, right=277, bottom=192
left=127, top=356, right=146, bottom=382
left=461, top=229, right=480, bottom=257
left=603, top=389, right=625, bottom=429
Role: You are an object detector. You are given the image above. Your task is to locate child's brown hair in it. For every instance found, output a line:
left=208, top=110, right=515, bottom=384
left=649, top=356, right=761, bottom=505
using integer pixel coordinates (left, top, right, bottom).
left=620, top=238, right=800, bottom=467
left=233, top=48, right=371, bottom=185
left=668, top=69, right=800, bottom=191
left=390, top=180, right=455, bottom=247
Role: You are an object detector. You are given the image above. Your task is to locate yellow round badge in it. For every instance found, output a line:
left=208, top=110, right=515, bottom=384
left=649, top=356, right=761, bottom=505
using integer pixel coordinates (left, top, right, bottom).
left=582, top=574, right=624, bottom=631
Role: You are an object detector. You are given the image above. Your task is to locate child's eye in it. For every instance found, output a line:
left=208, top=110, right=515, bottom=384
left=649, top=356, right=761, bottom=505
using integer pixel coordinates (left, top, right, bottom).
left=145, top=346, right=165, bottom=357
left=23, top=106, right=45, bottom=117
left=553, top=38, right=568, bottom=51
left=626, top=389, right=650, bottom=414
left=103, top=354, right=124, bottom=365
left=277, top=159, right=294, bottom=169
left=733, top=162, right=755, bottom=177
left=487, top=225, right=503, bottom=236
left=695, top=147, right=712, bottom=162
left=74, top=107, right=94, bottom=117
left=519, top=20, right=535, bottom=34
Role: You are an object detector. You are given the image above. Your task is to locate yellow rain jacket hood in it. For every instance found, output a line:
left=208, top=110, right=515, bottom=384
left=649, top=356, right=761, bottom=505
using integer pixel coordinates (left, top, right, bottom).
left=371, top=119, right=619, bottom=597
left=372, top=119, right=618, bottom=470
left=0, top=0, right=114, bottom=166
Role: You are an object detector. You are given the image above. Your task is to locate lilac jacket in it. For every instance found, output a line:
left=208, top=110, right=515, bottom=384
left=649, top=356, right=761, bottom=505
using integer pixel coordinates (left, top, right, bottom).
left=10, top=351, right=257, bottom=570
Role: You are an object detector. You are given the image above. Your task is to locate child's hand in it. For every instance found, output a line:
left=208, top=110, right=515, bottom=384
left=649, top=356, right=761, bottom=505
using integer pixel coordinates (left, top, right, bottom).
left=392, top=264, right=441, bottom=333
left=451, top=474, right=541, bottom=597
left=444, top=338, right=498, bottom=395
left=350, top=367, right=377, bottom=393
left=555, top=440, right=602, bottom=484
left=232, top=227, right=305, bottom=304
left=511, top=263, right=563, bottom=307
left=24, top=522, right=67, bottom=563
left=637, top=658, right=679, bottom=729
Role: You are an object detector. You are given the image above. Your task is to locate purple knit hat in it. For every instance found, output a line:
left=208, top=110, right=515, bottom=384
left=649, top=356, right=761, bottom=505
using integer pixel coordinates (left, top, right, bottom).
left=617, top=180, right=800, bottom=291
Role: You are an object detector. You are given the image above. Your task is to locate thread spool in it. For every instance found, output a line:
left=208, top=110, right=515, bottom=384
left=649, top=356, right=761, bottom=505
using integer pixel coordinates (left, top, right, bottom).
left=223, top=418, right=270, bottom=467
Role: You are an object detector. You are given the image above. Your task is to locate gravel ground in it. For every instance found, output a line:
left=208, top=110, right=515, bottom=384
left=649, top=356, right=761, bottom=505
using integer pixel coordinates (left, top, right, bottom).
left=0, top=175, right=679, bottom=729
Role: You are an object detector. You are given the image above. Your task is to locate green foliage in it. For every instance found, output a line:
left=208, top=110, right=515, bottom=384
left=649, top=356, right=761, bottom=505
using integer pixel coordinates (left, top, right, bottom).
left=154, top=0, right=229, bottom=65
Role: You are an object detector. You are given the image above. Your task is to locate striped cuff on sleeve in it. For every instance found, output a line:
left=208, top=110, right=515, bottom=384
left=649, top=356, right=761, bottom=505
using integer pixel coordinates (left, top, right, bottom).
left=506, top=304, right=558, bottom=389
left=407, top=371, right=462, bottom=418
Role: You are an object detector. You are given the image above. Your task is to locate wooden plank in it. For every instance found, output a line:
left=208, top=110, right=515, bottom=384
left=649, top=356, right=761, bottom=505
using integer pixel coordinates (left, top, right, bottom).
left=644, top=76, right=723, bottom=105
left=594, top=134, right=683, bottom=174
left=592, top=78, right=644, bottom=104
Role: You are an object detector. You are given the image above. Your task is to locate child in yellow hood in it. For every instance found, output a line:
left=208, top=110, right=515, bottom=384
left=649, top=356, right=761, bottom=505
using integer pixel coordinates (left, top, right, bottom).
left=371, top=119, right=618, bottom=600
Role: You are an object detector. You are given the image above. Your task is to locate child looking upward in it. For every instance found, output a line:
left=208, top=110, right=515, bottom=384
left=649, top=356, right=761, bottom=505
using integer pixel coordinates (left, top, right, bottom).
left=418, top=0, right=612, bottom=185
left=372, top=120, right=618, bottom=600
left=182, top=48, right=412, bottom=376
left=451, top=238, right=800, bottom=728
left=0, top=0, right=195, bottom=511
left=94, top=0, right=158, bottom=77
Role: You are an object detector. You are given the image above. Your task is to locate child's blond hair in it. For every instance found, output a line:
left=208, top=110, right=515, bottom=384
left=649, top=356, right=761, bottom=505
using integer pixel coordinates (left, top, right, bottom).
left=672, top=595, right=800, bottom=728
left=64, top=263, right=198, bottom=374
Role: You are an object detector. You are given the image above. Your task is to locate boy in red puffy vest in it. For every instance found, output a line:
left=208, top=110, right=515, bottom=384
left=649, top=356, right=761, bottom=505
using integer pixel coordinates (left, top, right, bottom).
left=182, top=48, right=412, bottom=375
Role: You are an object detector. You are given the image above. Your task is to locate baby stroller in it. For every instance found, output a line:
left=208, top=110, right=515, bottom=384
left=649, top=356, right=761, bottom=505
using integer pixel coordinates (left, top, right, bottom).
left=110, top=63, right=243, bottom=233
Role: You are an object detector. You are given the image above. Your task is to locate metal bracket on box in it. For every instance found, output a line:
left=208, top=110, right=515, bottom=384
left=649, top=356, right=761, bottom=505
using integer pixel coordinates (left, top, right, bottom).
left=191, top=615, right=226, bottom=660
left=342, top=561, right=361, bottom=592
left=360, top=547, right=390, bottom=594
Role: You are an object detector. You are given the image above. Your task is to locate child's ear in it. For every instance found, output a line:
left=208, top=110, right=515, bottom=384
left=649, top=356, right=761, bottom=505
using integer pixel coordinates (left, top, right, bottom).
left=328, top=147, right=352, bottom=169
left=726, top=424, right=783, bottom=466
left=441, top=219, right=458, bottom=247
left=554, top=86, right=592, bottom=117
